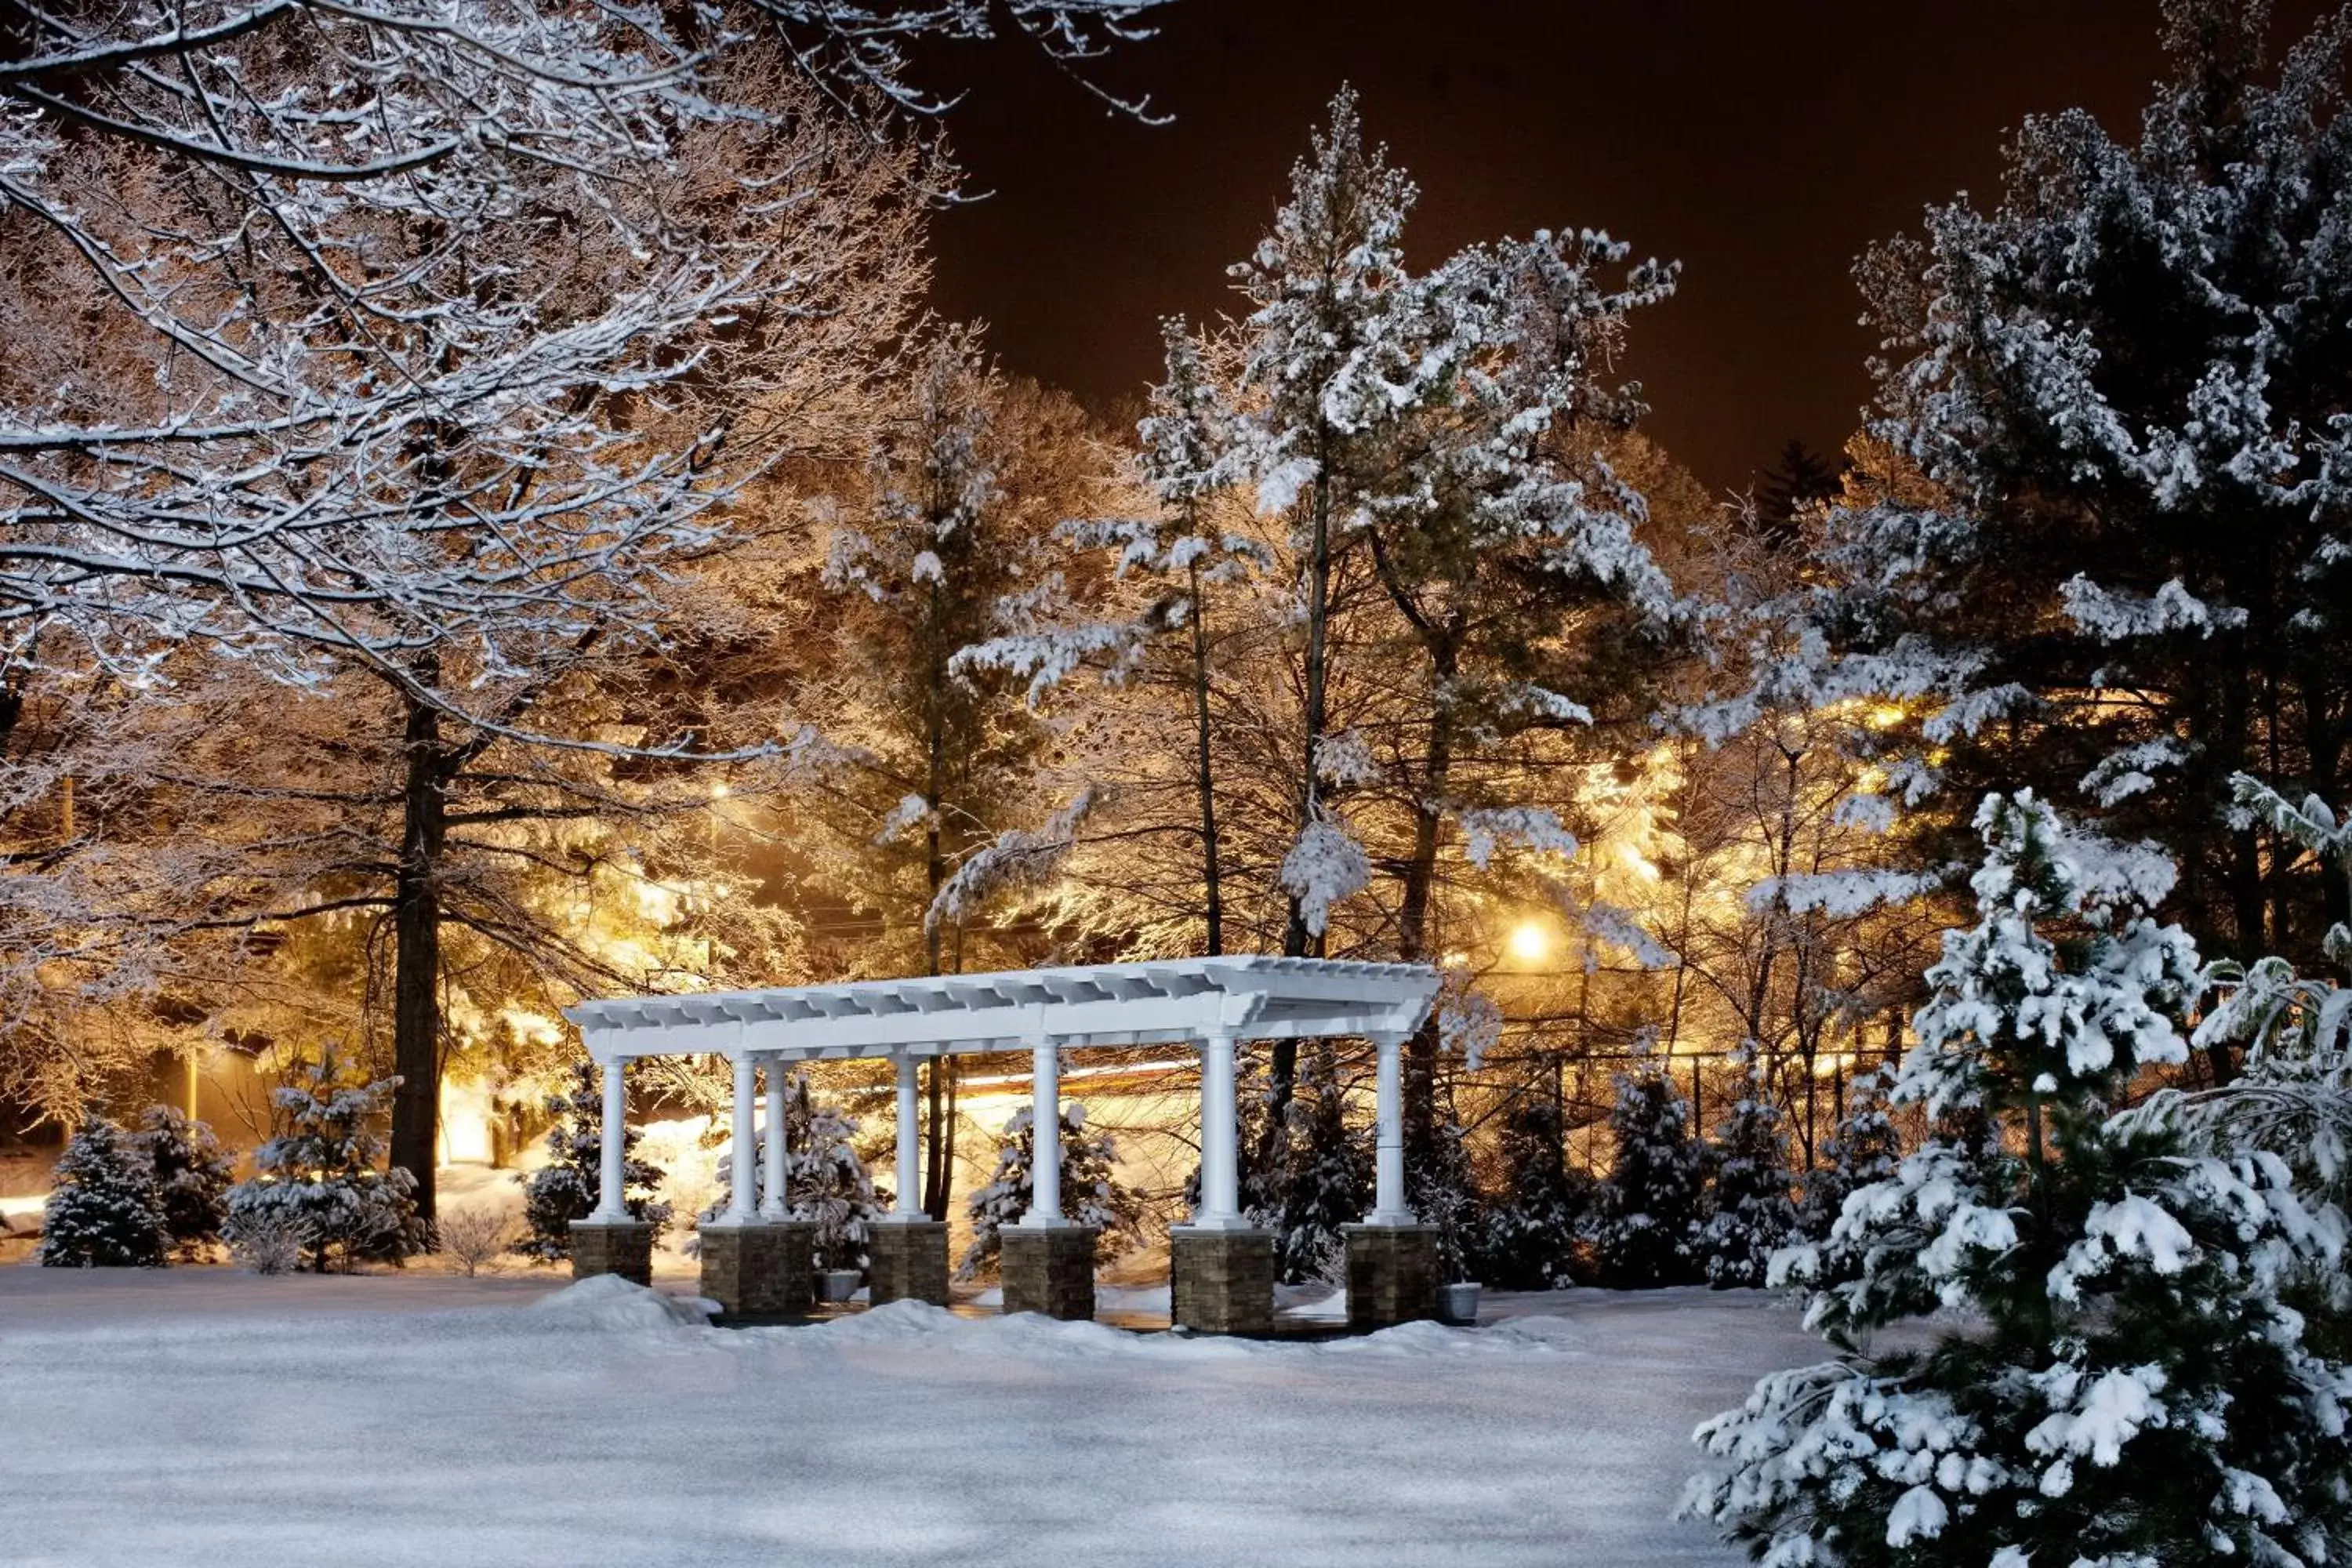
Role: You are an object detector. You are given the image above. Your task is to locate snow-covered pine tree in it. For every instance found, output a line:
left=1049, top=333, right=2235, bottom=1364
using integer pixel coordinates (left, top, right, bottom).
left=38, top=1112, right=168, bottom=1269
left=702, top=1074, right=887, bottom=1273
left=1693, top=1055, right=1799, bottom=1289
left=1685, top=791, right=2352, bottom=1567
left=1229, top=85, right=1419, bottom=960
left=1591, top=1064, right=1706, bottom=1288
left=1795, top=1068, right=1904, bottom=1244
left=800, top=331, right=1094, bottom=1221
left=223, top=1054, right=427, bottom=1273
left=517, top=1062, right=671, bottom=1262
left=951, top=316, right=1269, bottom=962
left=1478, top=1093, right=1591, bottom=1290
left=1258, top=1041, right=1373, bottom=1285
left=1796, top=0, right=2352, bottom=1032
left=2119, top=774, right=2352, bottom=1356
left=136, top=1105, right=233, bottom=1262
left=955, top=1104, right=1147, bottom=1281
left=785, top=1075, right=889, bottom=1275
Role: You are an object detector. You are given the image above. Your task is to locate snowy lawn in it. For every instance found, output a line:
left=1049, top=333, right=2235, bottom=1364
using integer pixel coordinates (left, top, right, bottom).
left=0, top=1268, right=1815, bottom=1566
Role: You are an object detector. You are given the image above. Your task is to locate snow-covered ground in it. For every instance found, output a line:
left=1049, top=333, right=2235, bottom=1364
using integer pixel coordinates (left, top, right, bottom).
left=0, top=1269, right=1814, bottom=1566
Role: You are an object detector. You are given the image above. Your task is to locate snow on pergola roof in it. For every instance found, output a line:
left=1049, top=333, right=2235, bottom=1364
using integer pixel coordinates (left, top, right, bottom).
left=565, top=955, right=1441, bottom=1062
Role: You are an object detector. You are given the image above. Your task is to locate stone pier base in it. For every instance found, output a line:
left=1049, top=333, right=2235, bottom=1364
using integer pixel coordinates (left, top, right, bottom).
left=1171, top=1225, right=1275, bottom=1335
left=1343, top=1222, right=1439, bottom=1330
left=867, top=1219, right=950, bottom=1307
left=699, top=1219, right=815, bottom=1317
left=568, top=1219, right=655, bottom=1287
left=1000, top=1224, right=1098, bottom=1320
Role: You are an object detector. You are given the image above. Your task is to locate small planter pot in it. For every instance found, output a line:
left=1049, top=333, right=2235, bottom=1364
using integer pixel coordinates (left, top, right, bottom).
left=817, top=1269, right=863, bottom=1304
left=1437, top=1281, right=1483, bottom=1326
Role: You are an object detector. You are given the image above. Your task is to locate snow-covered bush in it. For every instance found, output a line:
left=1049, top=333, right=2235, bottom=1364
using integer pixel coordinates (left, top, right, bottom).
left=1683, top=791, right=2352, bottom=1566
left=223, top=1054, right=426, bottom=1274
left=136, top=1105, right=234, bottom=1261
left=956, top=1103, right=1146, bottom=1281
left=699, top=1073, right=885, bottom=1273
left=39, top=1113, right=168, bottom=1268
left=227, top=1212, right=309, bottom=1276
left=1794, top=1068, right=1903, bottom=1245
left=1591, top=1065, right=1705, bottom=1287
left=517, top=1062, right=670, bottom=1261
left=1477, top=1094, right=1590, bottom=1290
left=1693, top=1058, right=1798, bottom=1289
left=1257, top=1041, right=1370, bottom=1285
left=437, top=1207, right=513, bottom=1278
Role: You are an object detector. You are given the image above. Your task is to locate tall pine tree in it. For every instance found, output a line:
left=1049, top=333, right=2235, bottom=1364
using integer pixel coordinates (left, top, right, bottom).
left=1478, top=1094, right=1590, bottom=1290
left=1694, top=1056, right=1799, bottom=1288
left=1804, top=1, right=2352, bottom=1040
left=1592, top=1064, right=1707, bottom=1288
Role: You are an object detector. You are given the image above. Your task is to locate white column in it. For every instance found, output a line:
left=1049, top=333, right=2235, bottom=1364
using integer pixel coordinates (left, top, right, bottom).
left=1021, top=1036, right=1065, bottom=1228
left=891, top=1055, right=923, bottom=1219
left=724, top=1051, right=757, bottom=1224
left=1194, top=1033, right=1242, bottom=1227
left=1370, top=1033, right=1413, bottom=1224
left=760, top=1059, right=788, bottom=1219
left=593, top=1055, right=628, bottom=1221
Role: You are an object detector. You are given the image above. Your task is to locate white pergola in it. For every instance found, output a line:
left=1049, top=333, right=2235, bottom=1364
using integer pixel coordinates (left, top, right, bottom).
left=563, top=956, right=1441, bottom=1237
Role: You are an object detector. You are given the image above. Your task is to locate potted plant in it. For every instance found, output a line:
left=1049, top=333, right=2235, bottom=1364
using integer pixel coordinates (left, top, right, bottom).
left=816, top=1266, right=862, bottom=1304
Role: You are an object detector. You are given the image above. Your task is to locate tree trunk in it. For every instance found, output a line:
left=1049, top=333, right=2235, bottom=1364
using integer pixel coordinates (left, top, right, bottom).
left=1267, top=431, right=1337, bottom=1149
left=920, top=577, right=958, bottom=1222
left=1189, top=557, right=1223, bottom=958
left=1395, top=661, right=1456, bottom=1181
left=390, top=681, right=448, bottom=1228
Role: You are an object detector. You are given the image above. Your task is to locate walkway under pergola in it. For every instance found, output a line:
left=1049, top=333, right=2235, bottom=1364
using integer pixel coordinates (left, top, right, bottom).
left=561, top=955, right=1444, bottom=1334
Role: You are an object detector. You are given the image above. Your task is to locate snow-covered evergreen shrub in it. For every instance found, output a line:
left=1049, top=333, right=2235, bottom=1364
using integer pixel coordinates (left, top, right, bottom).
left=955, top=1104, right=1145, bottom=1281
left=1477, top=1094, right=1589, bottom=1290
left=136, top=1105, right=233, bottom=1261
left=1794, top=1068, right=1903, bottom=1245
left=1257, top=1041, right=1370, bottom=1285
left=699, top=1073, right=885, bottom=1272
left=1684, top=791, right=2352, bottom=1567
left=1693, top=1058, right=1798, bottom=1288
left=223, top=1053, right=426, bottom=1273
left=516, top=1061, right=670, bottom=1261
left=1591, top=1065, right=1705, bottom=1288
left=784, top=1075, right=887, bottom=1272
left=38, top=1113, right=168, bottom=1268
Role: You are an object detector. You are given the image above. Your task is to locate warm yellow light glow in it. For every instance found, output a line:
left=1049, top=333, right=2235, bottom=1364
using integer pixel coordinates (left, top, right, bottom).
left=1507, top=920, right=1550, bottom=965
left=1869, top=704, right=1907, bottom=730
left=710, top=781, right=732, bottom=800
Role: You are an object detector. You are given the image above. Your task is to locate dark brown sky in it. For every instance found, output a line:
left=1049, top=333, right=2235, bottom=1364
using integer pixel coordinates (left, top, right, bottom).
left=924, top=0, right=2330, bottom=494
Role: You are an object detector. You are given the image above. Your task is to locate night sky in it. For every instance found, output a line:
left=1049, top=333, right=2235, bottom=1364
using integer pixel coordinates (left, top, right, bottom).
left=927, top=0, right=2331, bottom=494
